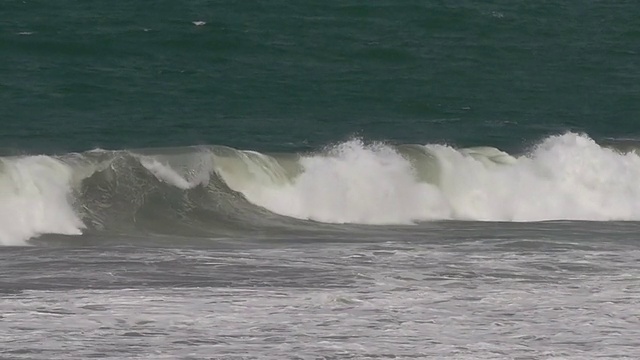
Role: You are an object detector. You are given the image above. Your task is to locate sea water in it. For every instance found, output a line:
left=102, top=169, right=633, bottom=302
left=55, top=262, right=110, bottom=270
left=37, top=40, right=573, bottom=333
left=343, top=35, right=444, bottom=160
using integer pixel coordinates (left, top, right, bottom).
left=1, top=1, right=639, bottom=358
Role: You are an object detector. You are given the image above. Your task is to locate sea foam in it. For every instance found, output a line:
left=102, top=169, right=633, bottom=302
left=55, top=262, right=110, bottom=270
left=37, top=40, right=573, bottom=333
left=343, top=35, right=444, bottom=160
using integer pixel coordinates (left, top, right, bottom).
left=217, top=140, right=448, bottom=224
left=3, top=133, right=640, bottom=245
left=0, top=156, right=84, bottom=245
left=217, top=133, right=640, bottom=223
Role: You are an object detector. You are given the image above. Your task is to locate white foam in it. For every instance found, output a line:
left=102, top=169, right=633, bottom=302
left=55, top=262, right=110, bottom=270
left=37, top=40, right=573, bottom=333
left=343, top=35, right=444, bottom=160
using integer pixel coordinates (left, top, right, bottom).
left=221, top=140, right=449, bottom=224
left=139, top=156, right=212, bottom=190
left=4, top=133, right=639, bottom=244
left=140, top=158, right=193, bottom=190
left=434, top=133, right=640, bottom=221
left=0, top=156, right=84, bottom=245
left=220, top=133, right=640, bottom=223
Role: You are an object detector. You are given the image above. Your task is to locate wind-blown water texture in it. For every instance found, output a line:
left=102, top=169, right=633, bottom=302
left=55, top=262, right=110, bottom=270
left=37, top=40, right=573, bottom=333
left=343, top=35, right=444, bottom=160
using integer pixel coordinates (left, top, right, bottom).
left=3, top=132, right=640, bottom=245
left=3, top=1, right=640, bottom=153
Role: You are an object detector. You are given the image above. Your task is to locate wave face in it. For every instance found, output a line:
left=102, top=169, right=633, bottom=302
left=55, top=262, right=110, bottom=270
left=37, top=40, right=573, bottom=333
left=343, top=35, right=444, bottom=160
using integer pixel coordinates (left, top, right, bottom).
left=3, top=132, right=640, bottom=245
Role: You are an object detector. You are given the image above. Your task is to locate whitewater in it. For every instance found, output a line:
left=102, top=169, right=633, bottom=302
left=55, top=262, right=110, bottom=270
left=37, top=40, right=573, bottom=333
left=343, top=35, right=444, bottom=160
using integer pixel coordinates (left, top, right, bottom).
left=2, top=132, right=640, bottom=246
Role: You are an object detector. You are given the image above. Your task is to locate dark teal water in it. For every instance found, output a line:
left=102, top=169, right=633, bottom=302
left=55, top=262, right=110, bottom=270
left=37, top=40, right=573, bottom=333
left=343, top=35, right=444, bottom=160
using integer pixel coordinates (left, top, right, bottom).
left=3, top=0, right=639, bottom=153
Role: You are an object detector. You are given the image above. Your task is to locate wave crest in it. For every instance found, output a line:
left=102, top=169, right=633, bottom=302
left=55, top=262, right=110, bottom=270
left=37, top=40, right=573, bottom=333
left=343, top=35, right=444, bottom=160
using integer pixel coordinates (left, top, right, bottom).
left=2, top=133, right=640, bottom=245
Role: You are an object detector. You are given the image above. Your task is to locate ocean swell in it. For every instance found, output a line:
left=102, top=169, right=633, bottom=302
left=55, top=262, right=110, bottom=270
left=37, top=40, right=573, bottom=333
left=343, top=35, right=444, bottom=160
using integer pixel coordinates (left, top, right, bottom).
left=2, top=133, right=640, bottom=245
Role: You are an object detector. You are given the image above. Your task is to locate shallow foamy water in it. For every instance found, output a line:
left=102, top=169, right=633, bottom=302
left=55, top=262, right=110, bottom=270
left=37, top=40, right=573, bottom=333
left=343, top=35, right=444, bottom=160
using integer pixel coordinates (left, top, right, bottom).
left=1, top=222, right=639, bottom=359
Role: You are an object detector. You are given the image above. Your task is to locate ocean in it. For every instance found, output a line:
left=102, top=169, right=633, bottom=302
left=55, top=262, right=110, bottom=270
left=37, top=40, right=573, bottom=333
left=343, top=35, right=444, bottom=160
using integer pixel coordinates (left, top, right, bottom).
left=1, top=0, right=640, bottom=358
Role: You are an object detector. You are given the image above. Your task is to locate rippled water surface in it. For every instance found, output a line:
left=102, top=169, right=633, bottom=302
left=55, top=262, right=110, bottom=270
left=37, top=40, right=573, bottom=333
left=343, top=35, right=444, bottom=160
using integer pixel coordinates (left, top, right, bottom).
left=2, top=223, right=639, bottom=359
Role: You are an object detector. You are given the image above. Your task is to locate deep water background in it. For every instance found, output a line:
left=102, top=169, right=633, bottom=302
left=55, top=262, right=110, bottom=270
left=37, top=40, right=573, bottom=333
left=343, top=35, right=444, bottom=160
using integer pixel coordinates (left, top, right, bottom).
left=2, top=0, right=639, bottom=153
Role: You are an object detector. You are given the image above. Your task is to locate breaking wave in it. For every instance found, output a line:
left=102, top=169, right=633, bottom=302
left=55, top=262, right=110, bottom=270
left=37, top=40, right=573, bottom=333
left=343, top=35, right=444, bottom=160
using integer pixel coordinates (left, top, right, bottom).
left=3, top=132, right=640, bottom=245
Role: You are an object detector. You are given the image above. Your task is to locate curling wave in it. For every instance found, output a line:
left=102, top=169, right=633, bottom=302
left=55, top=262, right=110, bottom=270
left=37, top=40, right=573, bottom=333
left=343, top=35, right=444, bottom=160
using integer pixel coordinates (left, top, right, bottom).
left=2, top=132, right=640, bottom=245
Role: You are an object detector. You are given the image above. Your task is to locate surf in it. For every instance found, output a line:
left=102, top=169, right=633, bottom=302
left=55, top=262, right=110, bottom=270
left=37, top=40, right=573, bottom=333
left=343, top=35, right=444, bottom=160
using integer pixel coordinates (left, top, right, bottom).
left=2, top=132, right=640, bottom=245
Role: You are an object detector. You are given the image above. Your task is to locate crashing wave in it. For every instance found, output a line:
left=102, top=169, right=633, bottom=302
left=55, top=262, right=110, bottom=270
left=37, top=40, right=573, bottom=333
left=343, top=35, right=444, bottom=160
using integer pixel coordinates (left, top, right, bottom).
left=2, top=132, right=640, bottom=245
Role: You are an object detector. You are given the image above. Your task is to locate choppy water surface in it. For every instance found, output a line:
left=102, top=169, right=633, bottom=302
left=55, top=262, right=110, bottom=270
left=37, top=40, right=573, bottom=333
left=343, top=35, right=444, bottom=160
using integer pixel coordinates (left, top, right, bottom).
left=2, top=223, right=639, bottom=359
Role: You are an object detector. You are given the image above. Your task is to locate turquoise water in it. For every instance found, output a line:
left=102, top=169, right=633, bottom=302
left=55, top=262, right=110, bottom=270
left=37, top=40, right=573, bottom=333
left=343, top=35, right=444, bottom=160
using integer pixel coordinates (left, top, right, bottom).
left=3, top=1, right=639, bottom=153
